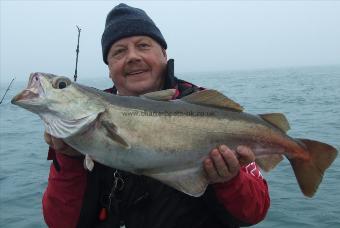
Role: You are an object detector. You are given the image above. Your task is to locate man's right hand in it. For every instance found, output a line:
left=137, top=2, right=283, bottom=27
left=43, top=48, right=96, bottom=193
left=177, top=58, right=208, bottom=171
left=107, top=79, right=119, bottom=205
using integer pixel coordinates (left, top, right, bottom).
left=44, top=132, right=82, bottom=157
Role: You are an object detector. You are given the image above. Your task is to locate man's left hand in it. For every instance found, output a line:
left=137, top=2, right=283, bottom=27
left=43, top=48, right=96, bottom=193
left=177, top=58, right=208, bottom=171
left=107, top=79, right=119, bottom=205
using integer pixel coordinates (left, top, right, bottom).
left=203, top=145, right=255, bottom=184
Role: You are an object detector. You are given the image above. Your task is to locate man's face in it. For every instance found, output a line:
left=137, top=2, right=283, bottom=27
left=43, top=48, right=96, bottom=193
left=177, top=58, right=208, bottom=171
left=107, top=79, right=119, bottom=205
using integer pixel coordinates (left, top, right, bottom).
left=107, top=36, right=167, bottom=96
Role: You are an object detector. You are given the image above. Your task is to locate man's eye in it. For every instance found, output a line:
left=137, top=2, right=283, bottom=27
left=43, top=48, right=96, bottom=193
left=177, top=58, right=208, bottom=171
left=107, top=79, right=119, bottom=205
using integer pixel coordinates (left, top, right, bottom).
left=138, top=43, right=150, bottom=49
left=113, top=49, right=125, bottom=56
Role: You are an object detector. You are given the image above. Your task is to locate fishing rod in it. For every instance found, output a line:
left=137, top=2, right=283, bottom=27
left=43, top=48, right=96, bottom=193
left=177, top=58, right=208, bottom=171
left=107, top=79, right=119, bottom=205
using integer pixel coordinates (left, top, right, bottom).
left=0, top=78, right=15, bottom=104
left=74, top=25, right=81, bottom=82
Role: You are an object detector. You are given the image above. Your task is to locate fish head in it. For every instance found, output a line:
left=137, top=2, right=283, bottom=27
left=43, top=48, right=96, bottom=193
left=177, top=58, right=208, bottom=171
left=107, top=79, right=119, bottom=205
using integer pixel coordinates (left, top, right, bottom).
left=12, top=72, right=105, bottom=138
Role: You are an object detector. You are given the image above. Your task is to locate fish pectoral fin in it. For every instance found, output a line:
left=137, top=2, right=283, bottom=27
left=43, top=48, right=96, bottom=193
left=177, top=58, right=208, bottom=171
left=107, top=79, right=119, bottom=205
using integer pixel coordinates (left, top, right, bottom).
left=100, top=119, right=130, bottom=149
left=142, top=89, right=176, bottom=101
left=255, top=154, right=284, bottom=172
left=259, top=113, right=290, bottom=132
left=181, top=89, right=244, bottom=112
left=146, top=166, right=209, bottom=197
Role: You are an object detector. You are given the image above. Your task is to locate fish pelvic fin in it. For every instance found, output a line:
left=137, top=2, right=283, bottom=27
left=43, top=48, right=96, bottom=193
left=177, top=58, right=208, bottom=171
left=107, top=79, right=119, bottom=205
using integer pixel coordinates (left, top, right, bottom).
left=181, top=89, right=244, bottom=112
left=84, top=154, right=94, bottom=171
left=145, top=166, right=209, bottom=197
left=290, top=139, right=338, bottom=197
left=259, top=113, right=290, bottom=132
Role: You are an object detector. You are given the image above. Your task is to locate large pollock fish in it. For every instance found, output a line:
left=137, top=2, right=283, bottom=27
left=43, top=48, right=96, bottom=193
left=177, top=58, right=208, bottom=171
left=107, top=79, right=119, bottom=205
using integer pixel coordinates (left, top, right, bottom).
left=12, top=72, right=337, bottom=197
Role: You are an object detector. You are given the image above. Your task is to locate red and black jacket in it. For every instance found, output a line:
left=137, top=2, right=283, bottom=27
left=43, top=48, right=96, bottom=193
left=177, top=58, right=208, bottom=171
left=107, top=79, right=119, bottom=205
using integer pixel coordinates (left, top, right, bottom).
left=43, top=59, right=270, bottom=228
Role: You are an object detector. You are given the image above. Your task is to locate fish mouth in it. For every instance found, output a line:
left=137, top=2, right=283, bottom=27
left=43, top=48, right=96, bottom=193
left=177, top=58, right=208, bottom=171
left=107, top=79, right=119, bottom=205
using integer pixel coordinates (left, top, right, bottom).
left=11, top=89, right=39, bottom=103
left=11, top=72, right=46, bottom=104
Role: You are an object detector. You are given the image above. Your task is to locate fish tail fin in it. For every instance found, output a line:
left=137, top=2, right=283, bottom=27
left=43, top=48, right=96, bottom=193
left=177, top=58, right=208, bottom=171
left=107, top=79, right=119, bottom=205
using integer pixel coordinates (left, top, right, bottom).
left=290, top=138, right=338, bottom=197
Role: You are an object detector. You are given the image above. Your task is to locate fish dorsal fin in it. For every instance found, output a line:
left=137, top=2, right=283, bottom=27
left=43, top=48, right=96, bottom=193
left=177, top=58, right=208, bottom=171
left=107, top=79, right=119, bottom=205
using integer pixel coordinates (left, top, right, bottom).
left=181, top=89, right=244, bottom=112
left=259, top=113, right=290, bottom=132
left=142, top=89, right=176, bottom=101
left=256, top=154, right=284, bottom=172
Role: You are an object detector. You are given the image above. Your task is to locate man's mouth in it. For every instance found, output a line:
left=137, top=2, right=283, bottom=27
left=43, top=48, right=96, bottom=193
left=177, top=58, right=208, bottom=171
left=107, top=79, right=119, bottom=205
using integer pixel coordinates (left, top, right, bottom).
left=125, top=69, right=149, bottom=76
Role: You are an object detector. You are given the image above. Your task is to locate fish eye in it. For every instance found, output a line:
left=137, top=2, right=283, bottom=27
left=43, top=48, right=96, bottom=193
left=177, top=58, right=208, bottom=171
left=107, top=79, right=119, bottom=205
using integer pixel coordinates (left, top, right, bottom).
left=58, top=81, right=67, bottom=89
left=52, top=77, right=71, bottom=89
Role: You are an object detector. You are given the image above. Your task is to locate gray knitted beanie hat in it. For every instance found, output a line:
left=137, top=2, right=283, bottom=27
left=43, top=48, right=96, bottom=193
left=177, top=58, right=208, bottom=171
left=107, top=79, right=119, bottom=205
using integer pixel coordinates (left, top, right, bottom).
left=101, top=3, right=167, bottom=64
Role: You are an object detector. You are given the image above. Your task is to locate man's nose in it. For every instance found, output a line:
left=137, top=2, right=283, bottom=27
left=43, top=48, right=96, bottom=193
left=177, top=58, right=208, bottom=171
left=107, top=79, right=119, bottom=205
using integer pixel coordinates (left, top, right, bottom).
left=126, top=48, right=141, bottom=63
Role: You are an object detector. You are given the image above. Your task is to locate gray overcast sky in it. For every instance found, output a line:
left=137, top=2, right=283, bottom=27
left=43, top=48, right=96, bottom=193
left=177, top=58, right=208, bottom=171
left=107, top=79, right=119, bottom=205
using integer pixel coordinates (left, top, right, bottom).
left=1, top=0, right=340, bottom=84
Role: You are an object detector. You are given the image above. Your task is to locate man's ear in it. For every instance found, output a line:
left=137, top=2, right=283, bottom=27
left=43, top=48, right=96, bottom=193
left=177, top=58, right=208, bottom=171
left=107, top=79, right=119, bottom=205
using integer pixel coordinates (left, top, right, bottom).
left=161, top=48, right=167, bottom=59
left=109, top=72, right=113, bottom=79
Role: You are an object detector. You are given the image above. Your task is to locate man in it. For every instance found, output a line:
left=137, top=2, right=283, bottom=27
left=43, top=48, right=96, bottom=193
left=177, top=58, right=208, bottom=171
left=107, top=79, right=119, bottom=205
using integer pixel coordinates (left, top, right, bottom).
left=43, top=3, right=270, bottom=228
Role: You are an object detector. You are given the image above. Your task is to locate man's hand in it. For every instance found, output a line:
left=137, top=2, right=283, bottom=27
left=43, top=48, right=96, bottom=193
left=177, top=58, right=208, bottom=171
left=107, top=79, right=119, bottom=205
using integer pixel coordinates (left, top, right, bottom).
left=44, top=132, right=82, bottom=157
left=203, top=145, right=255, bottom=184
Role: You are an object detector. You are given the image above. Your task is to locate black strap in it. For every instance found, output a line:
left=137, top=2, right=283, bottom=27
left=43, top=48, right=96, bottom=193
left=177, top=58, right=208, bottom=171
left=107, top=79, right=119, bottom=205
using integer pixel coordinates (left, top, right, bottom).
left=52, top=158, right=60, bottom=172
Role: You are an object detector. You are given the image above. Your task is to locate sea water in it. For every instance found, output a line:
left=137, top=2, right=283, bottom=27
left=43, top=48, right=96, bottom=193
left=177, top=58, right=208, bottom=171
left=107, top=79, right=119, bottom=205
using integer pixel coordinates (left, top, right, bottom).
left=0, top=65, right=339, bottom=227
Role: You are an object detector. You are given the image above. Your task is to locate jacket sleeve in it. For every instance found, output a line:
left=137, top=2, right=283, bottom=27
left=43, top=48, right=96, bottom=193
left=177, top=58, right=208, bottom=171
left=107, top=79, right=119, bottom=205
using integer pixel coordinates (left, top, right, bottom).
left=42, top=148, right=87, bottom=228
left=212, top=162, right=270, bottom=225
